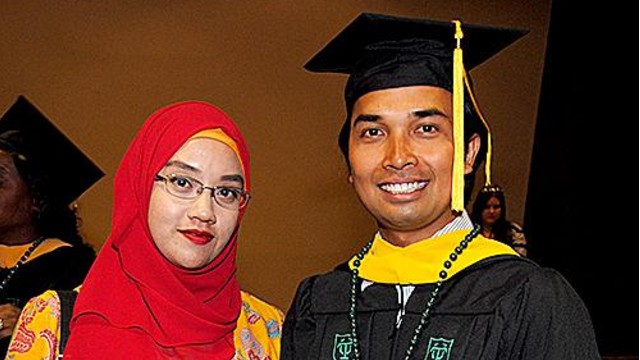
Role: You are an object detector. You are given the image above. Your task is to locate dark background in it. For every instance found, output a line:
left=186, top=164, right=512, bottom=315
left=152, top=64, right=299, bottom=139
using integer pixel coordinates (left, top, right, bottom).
left=525, top=0, right=637, bottom=356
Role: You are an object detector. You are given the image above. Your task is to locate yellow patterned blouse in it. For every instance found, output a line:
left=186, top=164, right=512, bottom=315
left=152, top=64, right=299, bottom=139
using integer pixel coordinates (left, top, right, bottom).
left=6, top=289, right=283, bottom=360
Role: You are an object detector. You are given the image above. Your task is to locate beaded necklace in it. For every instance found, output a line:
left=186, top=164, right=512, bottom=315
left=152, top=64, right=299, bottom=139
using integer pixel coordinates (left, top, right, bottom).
left=349, top=225, right=481, bottom=360
left=0, top=237, right=46, bottom=295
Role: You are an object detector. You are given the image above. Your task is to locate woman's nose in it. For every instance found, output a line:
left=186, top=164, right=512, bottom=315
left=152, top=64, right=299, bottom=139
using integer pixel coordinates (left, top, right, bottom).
left=187, top=191, right=217, bottom=224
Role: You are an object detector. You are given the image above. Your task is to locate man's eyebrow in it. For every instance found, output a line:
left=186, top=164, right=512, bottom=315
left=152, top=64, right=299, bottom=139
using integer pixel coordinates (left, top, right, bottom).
left=412, top=108, right=448, bottom=119
left=353, top=114, right=381, bottom=126
left=353, top=109, right=448, bottom=125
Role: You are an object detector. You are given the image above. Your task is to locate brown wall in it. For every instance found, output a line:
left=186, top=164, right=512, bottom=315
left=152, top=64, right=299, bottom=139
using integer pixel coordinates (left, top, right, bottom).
left=0, top=1, right=551, bottom=310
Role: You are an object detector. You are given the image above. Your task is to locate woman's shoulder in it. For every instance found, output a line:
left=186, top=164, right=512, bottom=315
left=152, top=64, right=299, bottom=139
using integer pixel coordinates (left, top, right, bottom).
left=13, top=289, right=61, bottom=320
left=29, top=239, right=95, bottom=267
left=20, top=289, right=61, bottom=306
left=239, top=290, right=284, bottom=324
left=234, top=291, right=283, bottom=359
left=507, top=221, right=524, bottom=232
left=6, top=290, right=62, bottom=359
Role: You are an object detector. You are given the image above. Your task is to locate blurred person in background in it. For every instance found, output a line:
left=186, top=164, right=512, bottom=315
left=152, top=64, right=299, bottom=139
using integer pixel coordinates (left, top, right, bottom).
left=0, top=96, right=103, bottom=357
left=470, top=184, right=528, bottom=257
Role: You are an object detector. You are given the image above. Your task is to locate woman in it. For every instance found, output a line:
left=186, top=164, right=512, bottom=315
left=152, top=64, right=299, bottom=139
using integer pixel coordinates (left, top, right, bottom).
left=470, top=184, right=528, bottom=257
left=0, top=96, right=103, bottom=358
left=7, top=100, right=282, bottom=359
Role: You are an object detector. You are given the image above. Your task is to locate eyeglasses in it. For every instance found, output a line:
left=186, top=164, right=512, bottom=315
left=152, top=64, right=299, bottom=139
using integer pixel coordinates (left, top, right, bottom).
left=154, top=173, right=250, bottom=210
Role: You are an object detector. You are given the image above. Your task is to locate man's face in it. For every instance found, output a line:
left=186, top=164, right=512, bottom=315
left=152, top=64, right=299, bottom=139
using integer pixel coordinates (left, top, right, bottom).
left=348, top=86, right=477, bottom=242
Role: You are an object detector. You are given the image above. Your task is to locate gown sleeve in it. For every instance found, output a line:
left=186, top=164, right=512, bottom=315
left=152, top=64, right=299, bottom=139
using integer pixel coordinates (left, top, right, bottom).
left=281, top=275, right=318, bottom=360
left=502, top=267, right=600, bottom=359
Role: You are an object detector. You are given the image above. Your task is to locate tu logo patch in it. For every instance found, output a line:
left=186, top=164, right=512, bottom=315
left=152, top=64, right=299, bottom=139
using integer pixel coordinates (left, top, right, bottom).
left=425, top=337, right=454, bottom=360
left=332, top=333, right=353, bottom=360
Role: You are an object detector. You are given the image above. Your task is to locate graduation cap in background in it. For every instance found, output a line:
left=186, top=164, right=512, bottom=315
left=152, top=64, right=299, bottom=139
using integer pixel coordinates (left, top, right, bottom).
left=0, top=96, right=104, bottom=206
left=304, top=12, right=527, bottom=211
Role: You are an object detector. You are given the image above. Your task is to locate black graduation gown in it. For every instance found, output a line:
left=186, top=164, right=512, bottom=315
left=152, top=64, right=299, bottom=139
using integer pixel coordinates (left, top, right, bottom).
left=282, top=255, right=600, bottom=359
left=0, top=244, right=95, bottom=356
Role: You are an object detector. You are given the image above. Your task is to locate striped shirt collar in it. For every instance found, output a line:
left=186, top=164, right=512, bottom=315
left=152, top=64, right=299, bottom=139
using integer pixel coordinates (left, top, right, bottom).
left=374, top=210, right=474, bottom=242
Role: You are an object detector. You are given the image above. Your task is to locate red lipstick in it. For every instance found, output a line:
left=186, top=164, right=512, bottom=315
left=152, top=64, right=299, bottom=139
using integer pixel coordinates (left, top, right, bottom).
left=179, top=229, right=214, bottom=245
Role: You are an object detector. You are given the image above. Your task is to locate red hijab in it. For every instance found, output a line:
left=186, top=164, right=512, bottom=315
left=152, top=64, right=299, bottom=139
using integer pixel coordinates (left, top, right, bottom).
left=65, top=101, right=250, bottom=359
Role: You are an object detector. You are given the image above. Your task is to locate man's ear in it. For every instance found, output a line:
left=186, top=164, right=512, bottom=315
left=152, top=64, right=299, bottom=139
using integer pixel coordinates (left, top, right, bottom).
left=464, top=134, right=481, bottom=175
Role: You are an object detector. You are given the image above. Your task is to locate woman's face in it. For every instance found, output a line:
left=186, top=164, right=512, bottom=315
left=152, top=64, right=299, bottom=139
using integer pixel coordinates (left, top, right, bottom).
left=481, top=196, right=502, bottom=227
left=0, top=152, right=35, bottom=242
left=148, top=138, right=244, bottom=269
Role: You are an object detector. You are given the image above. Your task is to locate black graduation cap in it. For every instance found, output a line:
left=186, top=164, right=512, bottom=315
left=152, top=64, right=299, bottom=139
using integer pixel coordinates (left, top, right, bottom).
left=304, top=13, right=528, bottom=212
left=0, top=96, right=104, bottom=206
left=305, top=12, right=528, bottom=109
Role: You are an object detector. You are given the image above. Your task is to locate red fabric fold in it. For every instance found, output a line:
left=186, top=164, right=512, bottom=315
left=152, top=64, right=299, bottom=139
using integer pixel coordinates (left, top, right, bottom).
left=65, top=101, right=250, bottom=359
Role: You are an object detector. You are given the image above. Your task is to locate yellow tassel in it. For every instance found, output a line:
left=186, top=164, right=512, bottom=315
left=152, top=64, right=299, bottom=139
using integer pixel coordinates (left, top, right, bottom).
left=451, top=20, right=465, bottom=212
left=463, top=74, right=492, bottom=186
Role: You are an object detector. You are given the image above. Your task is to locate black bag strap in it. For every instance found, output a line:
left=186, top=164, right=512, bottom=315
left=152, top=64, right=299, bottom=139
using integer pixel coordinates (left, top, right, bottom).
left=57, top=290, right=78, bottom=355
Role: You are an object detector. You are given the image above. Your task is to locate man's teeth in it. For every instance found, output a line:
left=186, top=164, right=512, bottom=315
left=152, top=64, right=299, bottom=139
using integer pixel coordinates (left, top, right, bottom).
left=380, top=181, right=427, bottom=194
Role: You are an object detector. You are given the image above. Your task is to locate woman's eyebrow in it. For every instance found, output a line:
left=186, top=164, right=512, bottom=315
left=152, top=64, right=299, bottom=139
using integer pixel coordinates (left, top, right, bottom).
left=220, top=174, right=244, bottom=187
left=164, top=160, right=200, bottom=173
left=164, top=160, right=244, bottom=186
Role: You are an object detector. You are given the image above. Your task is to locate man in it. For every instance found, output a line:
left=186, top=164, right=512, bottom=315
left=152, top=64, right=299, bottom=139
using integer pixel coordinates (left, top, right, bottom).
left=281, top=13, right=599, bottom=359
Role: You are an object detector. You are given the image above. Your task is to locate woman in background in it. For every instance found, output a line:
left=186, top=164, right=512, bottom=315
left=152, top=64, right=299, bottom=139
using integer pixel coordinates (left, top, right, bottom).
left=0, top=96, right=103, bottom=358
left=470, top=184, right=528, bottom=257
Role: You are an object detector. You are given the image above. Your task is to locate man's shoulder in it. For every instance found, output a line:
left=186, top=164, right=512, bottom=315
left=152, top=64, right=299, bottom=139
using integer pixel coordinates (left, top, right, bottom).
left=460, top=255, right=542, bottom=285
left=450, top=256, right=580, bottom=306
left=296, top=263, right=351, bottom=290
left=287, top=263, right=356, bottom=315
